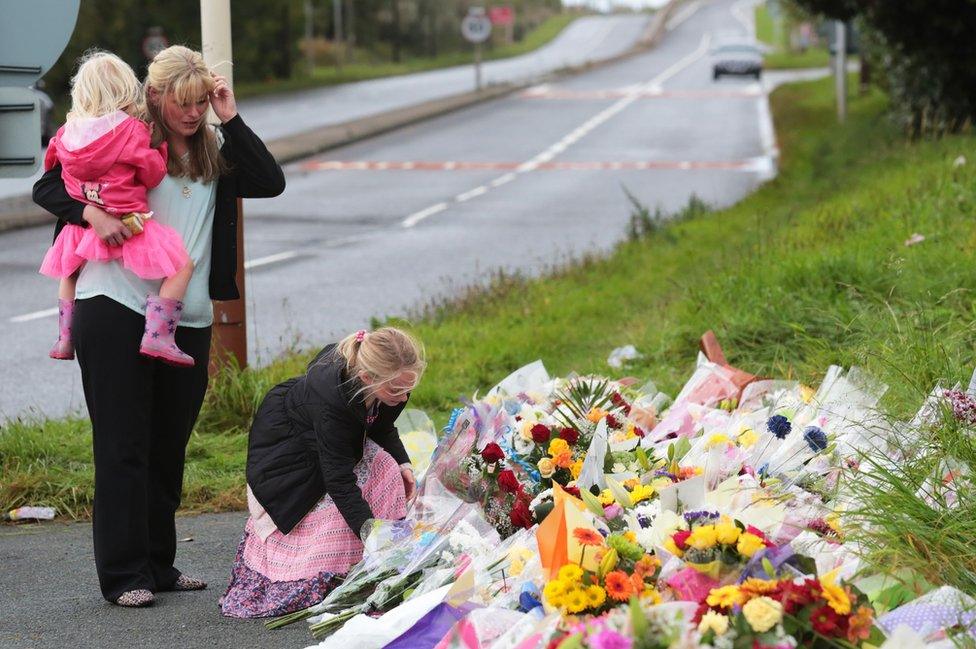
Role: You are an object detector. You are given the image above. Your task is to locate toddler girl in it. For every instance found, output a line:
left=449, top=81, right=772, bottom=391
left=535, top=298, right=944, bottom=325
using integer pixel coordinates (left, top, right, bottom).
left=39, top=51, right=196, bottom=367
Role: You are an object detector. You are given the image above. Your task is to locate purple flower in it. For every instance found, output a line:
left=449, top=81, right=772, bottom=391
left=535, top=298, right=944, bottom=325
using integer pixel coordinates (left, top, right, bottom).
left=803, top=426, right=828, bottom=452
left=589, top=630, right=633, bottom=649
left=767, top=415, right=792, bottom=439
left=683, top=510, right=720, bottom=525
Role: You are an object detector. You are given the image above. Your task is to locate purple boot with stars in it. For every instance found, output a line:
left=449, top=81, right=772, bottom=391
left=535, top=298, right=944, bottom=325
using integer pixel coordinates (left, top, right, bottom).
left=139, top=295, right=195, bottom=367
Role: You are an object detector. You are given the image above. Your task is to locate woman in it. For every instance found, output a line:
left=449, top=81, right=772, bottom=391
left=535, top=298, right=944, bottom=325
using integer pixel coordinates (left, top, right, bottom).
left=219, top=327, right=425, bottom=618
left=32, top=46, right=285, bottom=607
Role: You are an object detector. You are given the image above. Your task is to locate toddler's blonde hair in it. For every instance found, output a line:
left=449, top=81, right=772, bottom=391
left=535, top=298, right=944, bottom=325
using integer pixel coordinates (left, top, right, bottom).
left=67, top=51, right=144, bottom=121
left=335, top=327, right=426, bottom=399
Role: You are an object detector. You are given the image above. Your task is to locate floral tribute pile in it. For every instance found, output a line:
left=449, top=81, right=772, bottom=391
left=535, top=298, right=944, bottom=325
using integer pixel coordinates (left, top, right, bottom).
left=270, top=353, right=976, bottom=649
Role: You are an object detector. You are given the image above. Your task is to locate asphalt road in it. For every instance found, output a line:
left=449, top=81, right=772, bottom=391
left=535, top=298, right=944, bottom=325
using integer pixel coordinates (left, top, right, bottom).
left=0, top=0, right=799, bottom=422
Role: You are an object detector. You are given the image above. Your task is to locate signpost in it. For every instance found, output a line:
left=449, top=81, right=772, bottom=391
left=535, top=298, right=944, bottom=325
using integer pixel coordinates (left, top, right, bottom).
left=201, top=0, right=248, bottom=370
left=0, top=1, right=79, bottom=178
left=461, top=7, right=492, bottom=91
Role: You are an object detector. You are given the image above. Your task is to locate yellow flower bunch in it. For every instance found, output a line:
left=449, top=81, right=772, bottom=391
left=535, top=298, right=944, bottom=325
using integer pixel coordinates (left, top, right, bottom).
left=628, top=483, right=655, bottom=504
left=736, top=532, right=766, bottom=558
left=714, top=520, right=740, bottom=545
left=542, top=563, right=608, bottom=614
left=686, top=524, right=718, bottom=550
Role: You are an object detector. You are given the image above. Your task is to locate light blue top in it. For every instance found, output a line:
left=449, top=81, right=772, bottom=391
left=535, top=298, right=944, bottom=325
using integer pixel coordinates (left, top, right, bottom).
left=75, top=135, right=222, bottom=328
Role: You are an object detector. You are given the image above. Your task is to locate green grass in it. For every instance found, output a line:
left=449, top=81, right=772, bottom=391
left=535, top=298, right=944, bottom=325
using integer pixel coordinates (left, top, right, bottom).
left=5, top=74, right=976, bottom=599
left=755, top=3, right=831, bottom=70
left=236, top=13, right=579, bottom=101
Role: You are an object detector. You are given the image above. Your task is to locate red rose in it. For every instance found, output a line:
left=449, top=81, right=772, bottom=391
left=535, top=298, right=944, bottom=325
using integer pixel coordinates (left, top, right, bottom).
left=562, top=485, right=581, bottom=499
left=481, top=442, right=505, bottom=463
left=558, top=427, right=579, bottom=444
left=509, top=499, right=533, bottom=529
left=530, top=423, right=551, bottom=444
left=672, top=529, right=692, bottom=550
left=498, top=469, right=520, bottom=493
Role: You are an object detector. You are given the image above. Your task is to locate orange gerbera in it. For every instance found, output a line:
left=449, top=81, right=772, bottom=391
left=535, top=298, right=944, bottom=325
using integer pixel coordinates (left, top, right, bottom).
left=604, top=570, right=634, bottom=601
left=573, top=527, right=604, bottom=547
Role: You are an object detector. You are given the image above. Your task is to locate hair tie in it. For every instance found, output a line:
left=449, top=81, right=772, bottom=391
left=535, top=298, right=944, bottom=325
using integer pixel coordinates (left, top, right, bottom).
left=355, top=330, right=367, bottom=342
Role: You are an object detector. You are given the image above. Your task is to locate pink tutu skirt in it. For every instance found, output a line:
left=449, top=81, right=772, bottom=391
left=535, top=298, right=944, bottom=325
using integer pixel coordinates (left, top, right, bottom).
left=72, top=217, right=189, bottom=280
left=39, top=223, right=87, bottom=278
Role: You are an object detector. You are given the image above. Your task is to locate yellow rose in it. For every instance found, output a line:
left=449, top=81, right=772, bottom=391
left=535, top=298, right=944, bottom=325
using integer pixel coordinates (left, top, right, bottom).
left=714, top=521, right=741, bottom=545
left=742, top=596, right=783, bottom=633
left=548, top=438, right=569, bottom=457
left=537, top=457, right=555, bottom=479
left=519, top=420, right=535, bottom=441
left=736, top=532, right=766, bottom=558
left=697, top=610, right=729, bottom=636
left=687, top=525, right=718, bottom=550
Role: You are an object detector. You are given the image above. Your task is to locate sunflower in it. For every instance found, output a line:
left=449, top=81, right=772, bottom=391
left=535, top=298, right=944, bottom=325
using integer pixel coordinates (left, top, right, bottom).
left=604, top=570, right=634, bottom=601
left=573, top=527, right=604, bottom=547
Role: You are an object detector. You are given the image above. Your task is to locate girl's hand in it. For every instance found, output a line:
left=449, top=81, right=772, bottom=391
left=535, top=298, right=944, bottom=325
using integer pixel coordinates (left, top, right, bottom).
left=400, top=465, right=416, bottom=504
left=210, top=74, right=238, bottom=123
left=83, top=205, right=130, bottom=247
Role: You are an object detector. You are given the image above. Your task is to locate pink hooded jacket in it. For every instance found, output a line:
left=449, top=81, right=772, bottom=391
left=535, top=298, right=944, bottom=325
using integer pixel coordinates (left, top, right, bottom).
left=44, top=110, right=169, bottom=216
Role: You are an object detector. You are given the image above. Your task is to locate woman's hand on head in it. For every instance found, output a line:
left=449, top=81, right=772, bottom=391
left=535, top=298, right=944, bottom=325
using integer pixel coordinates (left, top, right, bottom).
left=83, top=205, right=131, bottom=247
left=400, top=465, right=416, bottom=505
left=209, top=74, right=238, bottom=123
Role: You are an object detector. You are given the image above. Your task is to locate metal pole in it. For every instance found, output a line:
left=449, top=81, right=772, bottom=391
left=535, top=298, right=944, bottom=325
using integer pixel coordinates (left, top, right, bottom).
left=474, top=41, right=482, bottom=91
left=304, top=0, right=315, bottom=75
left=835, top=20, right=847, bottom=123
left=201, top=0, right=248, bottom=370
left=333, top=0, right=344, bottom=69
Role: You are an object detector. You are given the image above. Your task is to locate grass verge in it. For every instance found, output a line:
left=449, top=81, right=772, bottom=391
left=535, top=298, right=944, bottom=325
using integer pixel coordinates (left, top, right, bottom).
left=4, top=72, right=976, bottom=600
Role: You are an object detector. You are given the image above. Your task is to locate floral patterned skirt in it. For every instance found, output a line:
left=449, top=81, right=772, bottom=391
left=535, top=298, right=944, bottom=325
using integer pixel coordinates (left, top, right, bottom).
left=219, top=440, right=407, bottom=618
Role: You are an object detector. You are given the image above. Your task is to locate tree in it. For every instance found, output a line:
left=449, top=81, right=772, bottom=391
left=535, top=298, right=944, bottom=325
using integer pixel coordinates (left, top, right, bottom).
left=793, top=0, right=976, bottom=135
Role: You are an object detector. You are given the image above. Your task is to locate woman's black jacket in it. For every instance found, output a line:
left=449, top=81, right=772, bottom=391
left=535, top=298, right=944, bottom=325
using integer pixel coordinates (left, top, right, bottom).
left=31, top=114, right=284, bottom=301
left=246, top=345, right=410, bottom=537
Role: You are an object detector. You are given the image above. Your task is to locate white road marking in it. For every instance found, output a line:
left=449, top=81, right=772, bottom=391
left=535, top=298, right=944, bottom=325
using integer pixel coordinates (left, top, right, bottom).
left=244, top=250, right=300, bottom=269
left=400, top=33, right=714, bottom=229
left=402, top=202, right=448, bottom=228
left=9, top=307, right=59, bottom=323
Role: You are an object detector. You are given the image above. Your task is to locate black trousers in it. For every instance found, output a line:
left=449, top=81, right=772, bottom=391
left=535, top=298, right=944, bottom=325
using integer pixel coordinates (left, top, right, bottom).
left=73, top=296, right=211, bottom=601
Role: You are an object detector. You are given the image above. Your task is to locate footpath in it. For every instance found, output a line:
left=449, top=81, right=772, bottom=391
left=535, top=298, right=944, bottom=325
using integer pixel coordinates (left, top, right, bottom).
left=0, top=9, right=681, bottom=234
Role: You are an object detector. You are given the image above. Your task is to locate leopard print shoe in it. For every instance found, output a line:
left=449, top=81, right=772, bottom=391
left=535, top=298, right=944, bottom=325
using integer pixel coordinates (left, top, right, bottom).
left=173, top=574, right=207, bottom=591
left=115, top=589, right=154, bottom=607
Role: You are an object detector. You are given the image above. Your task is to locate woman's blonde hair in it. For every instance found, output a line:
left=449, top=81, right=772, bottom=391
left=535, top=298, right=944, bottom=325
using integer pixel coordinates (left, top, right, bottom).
left=145, top=45, right=226, bottom=182
left=335, top=327, right=426, bottom=399
left=67, top=50, right=144, bottom=121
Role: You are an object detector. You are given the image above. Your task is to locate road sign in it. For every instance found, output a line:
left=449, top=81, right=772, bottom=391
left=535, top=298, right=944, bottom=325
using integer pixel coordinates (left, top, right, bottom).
left=489, top=7, right=514, bottom=26
left=461, top=8, right=493, bottom=44
left=1, top=1, right=79, bottom=177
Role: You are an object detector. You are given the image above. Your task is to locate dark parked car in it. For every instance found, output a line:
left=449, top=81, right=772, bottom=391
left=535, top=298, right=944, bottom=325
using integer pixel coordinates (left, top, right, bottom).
left=32, top=82, right=56, bottom=146
left=711, top=43, right=763, bottom=80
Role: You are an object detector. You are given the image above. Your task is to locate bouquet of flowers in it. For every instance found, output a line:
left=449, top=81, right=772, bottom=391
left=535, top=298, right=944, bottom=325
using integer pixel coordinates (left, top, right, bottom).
left=542, top=526, right=662, bottom=616
left=693, top=571, right=882, bottom=648
left=663, top=512, right=775, bottom=581
left=547, top=600, right=693, bottom=649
